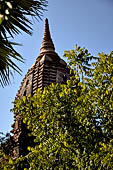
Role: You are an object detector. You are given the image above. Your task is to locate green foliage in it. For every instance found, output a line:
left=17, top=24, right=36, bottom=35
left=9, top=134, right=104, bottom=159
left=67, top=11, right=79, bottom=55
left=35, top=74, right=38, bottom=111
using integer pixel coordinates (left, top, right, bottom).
left=0, top=132, right=13, bottom=169
left=0, top=0, right=47, bottom=87
left=2, top=46, right=113, bottom=169
left=64, top=44, right=98, bottom=81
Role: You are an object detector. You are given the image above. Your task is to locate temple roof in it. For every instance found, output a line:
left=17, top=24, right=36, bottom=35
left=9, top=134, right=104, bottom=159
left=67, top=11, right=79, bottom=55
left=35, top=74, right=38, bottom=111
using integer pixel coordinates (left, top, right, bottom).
left=15, top=18, right=69, bottom=98
left=11, top=18, right=70, bottom=159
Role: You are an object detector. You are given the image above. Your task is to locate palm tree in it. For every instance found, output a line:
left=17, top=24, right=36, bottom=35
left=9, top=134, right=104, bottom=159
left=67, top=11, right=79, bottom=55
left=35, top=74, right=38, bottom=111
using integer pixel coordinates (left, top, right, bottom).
left=0, top=0, right=47, bottom=87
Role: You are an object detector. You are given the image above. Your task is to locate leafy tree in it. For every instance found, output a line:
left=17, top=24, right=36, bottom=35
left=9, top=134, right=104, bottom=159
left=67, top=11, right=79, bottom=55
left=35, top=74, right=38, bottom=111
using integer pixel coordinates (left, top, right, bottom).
left=0, top=132, right=13, bottom=169
left=1, top=45, right=113, bottom=169
left=0, top=0, right=47, bottom=87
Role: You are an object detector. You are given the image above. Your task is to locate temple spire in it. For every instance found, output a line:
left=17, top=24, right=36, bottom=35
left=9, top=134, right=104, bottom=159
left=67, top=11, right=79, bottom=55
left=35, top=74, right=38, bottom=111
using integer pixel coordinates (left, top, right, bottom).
left=40, top=18, right=55, bottom=53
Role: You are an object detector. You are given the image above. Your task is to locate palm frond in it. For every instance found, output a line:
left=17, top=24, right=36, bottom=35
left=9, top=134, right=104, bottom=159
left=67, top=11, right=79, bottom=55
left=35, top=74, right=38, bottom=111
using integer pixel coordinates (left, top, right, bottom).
left=0, top=0, right=48, bottom=87
left=0, top=0, right=48, bottom=39
left=0, top=40, right=23, bottom=87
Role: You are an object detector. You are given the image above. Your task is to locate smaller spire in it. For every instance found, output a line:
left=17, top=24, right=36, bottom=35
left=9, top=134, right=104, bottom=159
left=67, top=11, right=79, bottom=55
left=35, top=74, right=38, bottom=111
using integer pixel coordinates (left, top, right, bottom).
left=40, top=18, right=55, bottom=53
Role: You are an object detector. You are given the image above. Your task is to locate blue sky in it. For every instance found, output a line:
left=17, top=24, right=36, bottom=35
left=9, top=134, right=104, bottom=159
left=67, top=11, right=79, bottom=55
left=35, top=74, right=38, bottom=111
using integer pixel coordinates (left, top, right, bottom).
left=0, top=0, right=113, bottom=133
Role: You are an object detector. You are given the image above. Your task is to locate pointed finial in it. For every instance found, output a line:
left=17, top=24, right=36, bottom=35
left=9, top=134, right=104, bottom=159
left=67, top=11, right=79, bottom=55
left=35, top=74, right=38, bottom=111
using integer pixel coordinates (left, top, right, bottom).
left=40, top=18, right=55, bottom=53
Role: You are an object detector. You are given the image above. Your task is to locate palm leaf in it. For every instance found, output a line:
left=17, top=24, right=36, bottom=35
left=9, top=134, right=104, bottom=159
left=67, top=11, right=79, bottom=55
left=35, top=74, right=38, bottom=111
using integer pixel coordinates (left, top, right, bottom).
left=0, top=0, right=48, bottom=87
left=0, top=0, right=48, bottom=39
left=0, top=40, right=23, bottom=87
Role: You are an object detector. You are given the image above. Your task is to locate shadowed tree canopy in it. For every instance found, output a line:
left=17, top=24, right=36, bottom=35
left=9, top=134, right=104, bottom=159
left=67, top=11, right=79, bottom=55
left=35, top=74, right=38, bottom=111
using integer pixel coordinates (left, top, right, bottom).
left=0, top=0, right=48, bottom=87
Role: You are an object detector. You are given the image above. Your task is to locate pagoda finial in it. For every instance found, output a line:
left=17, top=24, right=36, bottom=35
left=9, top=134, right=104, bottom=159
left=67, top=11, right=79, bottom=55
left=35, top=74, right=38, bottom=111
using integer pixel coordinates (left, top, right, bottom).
left=40, top=18, right=55, bottom=53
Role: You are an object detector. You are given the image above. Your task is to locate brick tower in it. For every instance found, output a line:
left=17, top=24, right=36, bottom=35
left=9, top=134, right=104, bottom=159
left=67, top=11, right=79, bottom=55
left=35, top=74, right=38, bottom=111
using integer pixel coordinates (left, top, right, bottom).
left=11, top=18, right=70, bottom=159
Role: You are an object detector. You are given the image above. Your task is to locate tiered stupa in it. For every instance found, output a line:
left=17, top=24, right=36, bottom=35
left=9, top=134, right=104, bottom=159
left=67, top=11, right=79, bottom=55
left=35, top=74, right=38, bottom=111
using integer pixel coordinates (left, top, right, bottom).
left=11, top=18, right=70, bottom=159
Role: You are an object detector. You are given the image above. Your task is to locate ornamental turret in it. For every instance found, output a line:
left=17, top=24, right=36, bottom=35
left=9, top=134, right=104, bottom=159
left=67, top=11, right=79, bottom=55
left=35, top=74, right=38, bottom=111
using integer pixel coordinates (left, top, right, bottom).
left=40, top=18, right=55, bottom=53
